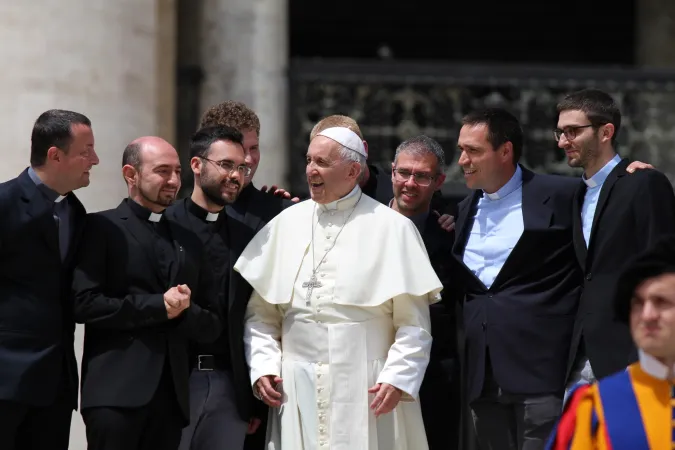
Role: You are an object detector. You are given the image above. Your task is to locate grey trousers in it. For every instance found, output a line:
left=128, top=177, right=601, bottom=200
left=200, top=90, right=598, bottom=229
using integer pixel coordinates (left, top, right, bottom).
left=178, top=369, right=249, bottom=450
left=470, top=364, right=563, bottom=450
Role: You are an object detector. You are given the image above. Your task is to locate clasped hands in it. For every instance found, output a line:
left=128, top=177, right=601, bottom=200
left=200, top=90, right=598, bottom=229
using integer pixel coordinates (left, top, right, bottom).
left=255, top=375, right=402, bottom=418
left=164, top=284, right=191, bottom=319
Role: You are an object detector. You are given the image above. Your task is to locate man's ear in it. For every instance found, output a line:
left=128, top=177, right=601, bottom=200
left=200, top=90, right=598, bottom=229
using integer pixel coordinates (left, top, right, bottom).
left=122, top=165, right=138, bottom=186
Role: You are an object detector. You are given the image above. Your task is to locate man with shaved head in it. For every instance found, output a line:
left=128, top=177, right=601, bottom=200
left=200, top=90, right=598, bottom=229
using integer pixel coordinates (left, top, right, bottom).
left=72, top=137, right=222, bottom=450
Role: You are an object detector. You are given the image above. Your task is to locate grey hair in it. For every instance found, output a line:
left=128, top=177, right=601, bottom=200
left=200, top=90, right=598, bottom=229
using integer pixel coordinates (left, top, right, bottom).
left=394, top=135, right=445, bottom=173
left=338, top=146, right=367, bottom=182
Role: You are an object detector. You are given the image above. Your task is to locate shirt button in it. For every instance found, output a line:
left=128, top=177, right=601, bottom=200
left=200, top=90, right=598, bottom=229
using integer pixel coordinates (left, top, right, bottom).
left=318, top=387, right=324, bottom=393
left=317, top=362, right=323, bottom=367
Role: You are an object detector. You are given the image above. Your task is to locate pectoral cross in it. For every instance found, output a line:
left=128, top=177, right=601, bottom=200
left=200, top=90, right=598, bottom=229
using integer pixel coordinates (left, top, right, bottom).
left=302, top=273, right=322, bottom=305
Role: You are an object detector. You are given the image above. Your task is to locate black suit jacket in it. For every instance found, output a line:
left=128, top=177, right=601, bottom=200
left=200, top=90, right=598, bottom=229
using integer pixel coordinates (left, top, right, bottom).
left=568, top=159, right=675, bottom=379
left=0, top=169, right=85, bottom=408
left=72, top=200, right=221, bottom=421
left=226, top=184, right=291, bottom=422
left=165, top=197, right=267, bottom=421
left=453, top=167, right=582, bottom=402
left=419, top=212, right=463, bottom=448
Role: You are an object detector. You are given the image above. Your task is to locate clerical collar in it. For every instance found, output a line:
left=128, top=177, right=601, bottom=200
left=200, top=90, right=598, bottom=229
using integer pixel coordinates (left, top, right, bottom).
left=388, top=198, right=429, bottom=233
left=483, top=165, right=523, bottom=201
left=582, top=154, right=621, bottom=188
left=638, top=349, right=675, bottom=380
left=27, top=166, right=68, bottom=203
left=319, top=185, right=361, bottom=211
left=126, top=198, right=163, bottom=222
left=187, top=198, right=221, bottom=222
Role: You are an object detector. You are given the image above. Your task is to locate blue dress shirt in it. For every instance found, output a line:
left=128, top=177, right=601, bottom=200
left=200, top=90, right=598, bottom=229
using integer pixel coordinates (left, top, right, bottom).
left=581, top=154, right=621, bottom=247
left=463, top=165, right=524, bottom=289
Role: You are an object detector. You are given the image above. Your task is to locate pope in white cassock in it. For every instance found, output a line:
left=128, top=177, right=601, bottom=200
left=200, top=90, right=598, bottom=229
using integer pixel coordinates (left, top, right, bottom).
left=234, top=126, right=443, bottom=450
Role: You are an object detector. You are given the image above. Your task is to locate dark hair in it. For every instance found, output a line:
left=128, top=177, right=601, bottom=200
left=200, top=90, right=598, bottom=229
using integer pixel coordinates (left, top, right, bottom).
left=199, top=101, right=260, bottom=135
left=122, top=142, right=143, bottom=169
left=394, top=135, right=446, bottom=173
left=30, top=109, right=91, bottom=167
left=461, top=108, right=523, bottom=164
left=615, top=234, right=675, bottom=323
left=190, top=126, right=244, bottom=159
left=556, top=89, right=621, bottom=145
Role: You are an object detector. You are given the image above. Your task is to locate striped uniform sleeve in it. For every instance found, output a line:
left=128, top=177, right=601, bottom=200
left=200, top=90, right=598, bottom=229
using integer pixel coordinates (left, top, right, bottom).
left=545, top=384, right=599, bottom=450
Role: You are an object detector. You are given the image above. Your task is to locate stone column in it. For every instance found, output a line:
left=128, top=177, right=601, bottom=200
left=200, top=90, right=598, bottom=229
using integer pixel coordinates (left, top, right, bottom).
left=199, top=0, right=289, bottom=188
left=636, top=0, right=675, bottom=68
left=633, top=0, right=675, bottom=180
left=0, top=0, right=175, bottom=213
left=0, top=3, right=175, bottom=449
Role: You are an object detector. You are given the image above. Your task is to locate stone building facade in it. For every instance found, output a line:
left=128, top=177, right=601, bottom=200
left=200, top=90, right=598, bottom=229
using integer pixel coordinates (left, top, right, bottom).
left=0, top=1, right=671, bottom=448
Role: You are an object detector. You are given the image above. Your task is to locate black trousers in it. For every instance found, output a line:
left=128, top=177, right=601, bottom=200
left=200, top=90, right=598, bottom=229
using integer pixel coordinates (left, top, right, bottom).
left=179, top=368, right=248, bottom=450
left=82, top=366, right=184, bottom=450
left=0, top=388, right=73, bottom=450
left=470, top=355, right=563, bottom=450
left=419, top=359, right=461, bottom=450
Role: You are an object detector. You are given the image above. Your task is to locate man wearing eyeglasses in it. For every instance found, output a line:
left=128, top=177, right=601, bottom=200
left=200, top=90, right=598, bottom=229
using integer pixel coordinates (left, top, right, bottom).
left=556, top=89, right=675, bottom=396
left=164, top=126, right=258, bottom=450
left=390, top=135, right=464, bottom=450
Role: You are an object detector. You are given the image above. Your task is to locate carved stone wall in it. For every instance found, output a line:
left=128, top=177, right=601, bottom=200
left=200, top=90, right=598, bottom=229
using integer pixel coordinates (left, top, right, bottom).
left=289, top=60, right=675, bottom=197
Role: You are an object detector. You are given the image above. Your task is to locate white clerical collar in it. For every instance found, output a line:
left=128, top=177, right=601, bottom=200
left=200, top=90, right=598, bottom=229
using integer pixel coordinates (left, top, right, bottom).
left=638, top=349, right=675, bottom=380
left=319, top=185, right=361, bottom=211
left=148, top=212, right=162, bottom=222
left=583, top=154, right=621, bottom=188
left=54, top=195, right=66, bottom=203
left=483, top=165, right=523, bottom=201
left=205, top=212, right=219, bottom=222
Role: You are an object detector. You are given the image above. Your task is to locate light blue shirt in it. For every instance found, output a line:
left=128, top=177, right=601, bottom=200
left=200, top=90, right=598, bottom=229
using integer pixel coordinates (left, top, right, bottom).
left=581, top=154, right=621, bottom=247
left=463, top=165, right=524, bottom=289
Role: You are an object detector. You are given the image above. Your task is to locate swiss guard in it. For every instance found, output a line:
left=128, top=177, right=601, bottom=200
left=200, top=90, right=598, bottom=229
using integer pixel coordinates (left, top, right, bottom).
left=546, top=234, right=675, bottom=449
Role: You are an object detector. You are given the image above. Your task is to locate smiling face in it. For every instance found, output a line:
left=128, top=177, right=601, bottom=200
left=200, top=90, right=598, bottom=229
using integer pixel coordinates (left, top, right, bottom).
left=193, top=139, right=246, bottom=206
left=305, top=136, right=360, bottom=204
left=631, top=273, right=675, bottom=363
left=50, top=123, right=99, bottom=192
left=457, top=123, right=512, bottom=194
left=391, top=151, right=445, bottom=216
left=124, top=141, right=182, bottom=210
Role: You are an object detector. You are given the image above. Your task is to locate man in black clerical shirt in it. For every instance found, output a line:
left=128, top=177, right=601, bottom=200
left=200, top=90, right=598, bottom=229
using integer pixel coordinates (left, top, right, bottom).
left=0, top=109, right=98, bottom=450
left=72, top=136, right=221, bottom=450
left=389, top=135, right=464, bottom=450
left=167, top=126, right=254, bottom=450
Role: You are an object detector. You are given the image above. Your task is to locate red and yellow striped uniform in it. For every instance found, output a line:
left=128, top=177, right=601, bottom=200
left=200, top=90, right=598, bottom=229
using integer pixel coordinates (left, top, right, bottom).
left=546, top=362, right=673, bottom=449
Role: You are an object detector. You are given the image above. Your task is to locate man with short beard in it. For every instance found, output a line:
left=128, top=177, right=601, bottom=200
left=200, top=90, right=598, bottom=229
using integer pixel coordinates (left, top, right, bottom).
left=72, top=137, right=222, bottom=450
left=198, top=101, right=288, bottom=448
left=165, top=127, right=256, bottom=450
left=556, top=89, right=675, bottom=393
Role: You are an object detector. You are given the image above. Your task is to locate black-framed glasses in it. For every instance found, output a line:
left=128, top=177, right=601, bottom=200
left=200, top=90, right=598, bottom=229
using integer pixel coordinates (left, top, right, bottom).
left=553, top=124, right=595, bottom=142
left=392, top=168, right=436, bottom=186
left=201, top=157, right=251, bottom=177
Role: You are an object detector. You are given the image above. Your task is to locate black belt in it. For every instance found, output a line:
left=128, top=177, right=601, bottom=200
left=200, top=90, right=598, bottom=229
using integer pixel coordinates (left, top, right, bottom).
left=192, top=354, right=230, bottom=371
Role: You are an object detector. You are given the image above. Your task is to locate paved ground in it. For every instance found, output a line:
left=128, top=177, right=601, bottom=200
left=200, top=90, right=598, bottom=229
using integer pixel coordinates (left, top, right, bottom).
left=69, top=325, right=86, bottom=450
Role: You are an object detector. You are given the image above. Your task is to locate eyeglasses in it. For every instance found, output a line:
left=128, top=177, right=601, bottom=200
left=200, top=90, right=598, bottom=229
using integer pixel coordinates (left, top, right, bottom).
left=392, top=168, right=436, bottom=187
left=201, top=157, right=251, bottom=177
left=553, top=124, right=595, bottom=142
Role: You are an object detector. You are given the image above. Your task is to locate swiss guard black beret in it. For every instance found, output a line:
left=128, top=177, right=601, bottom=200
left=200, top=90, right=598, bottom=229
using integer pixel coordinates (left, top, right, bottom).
left=615, top=234, right=675, bottom=324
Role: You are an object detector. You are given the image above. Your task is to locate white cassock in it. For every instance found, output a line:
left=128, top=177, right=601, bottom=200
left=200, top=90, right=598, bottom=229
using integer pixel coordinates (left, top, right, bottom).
left=234, top=185, right=443, bottom=450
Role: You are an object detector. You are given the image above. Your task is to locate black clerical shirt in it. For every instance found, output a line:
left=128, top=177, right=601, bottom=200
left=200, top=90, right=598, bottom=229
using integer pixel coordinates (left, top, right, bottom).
left=184, top=198, right=231, bottom=364
left=125, top=198, right=177, bottom=289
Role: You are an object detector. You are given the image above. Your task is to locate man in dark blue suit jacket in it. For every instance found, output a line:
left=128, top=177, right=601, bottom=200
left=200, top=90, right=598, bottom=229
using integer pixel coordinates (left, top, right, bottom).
left=453, top=108, right=648, bottom=450
left=0, top=109, right=99, bottom=450
left=453, top=108, right=583, bottom=450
